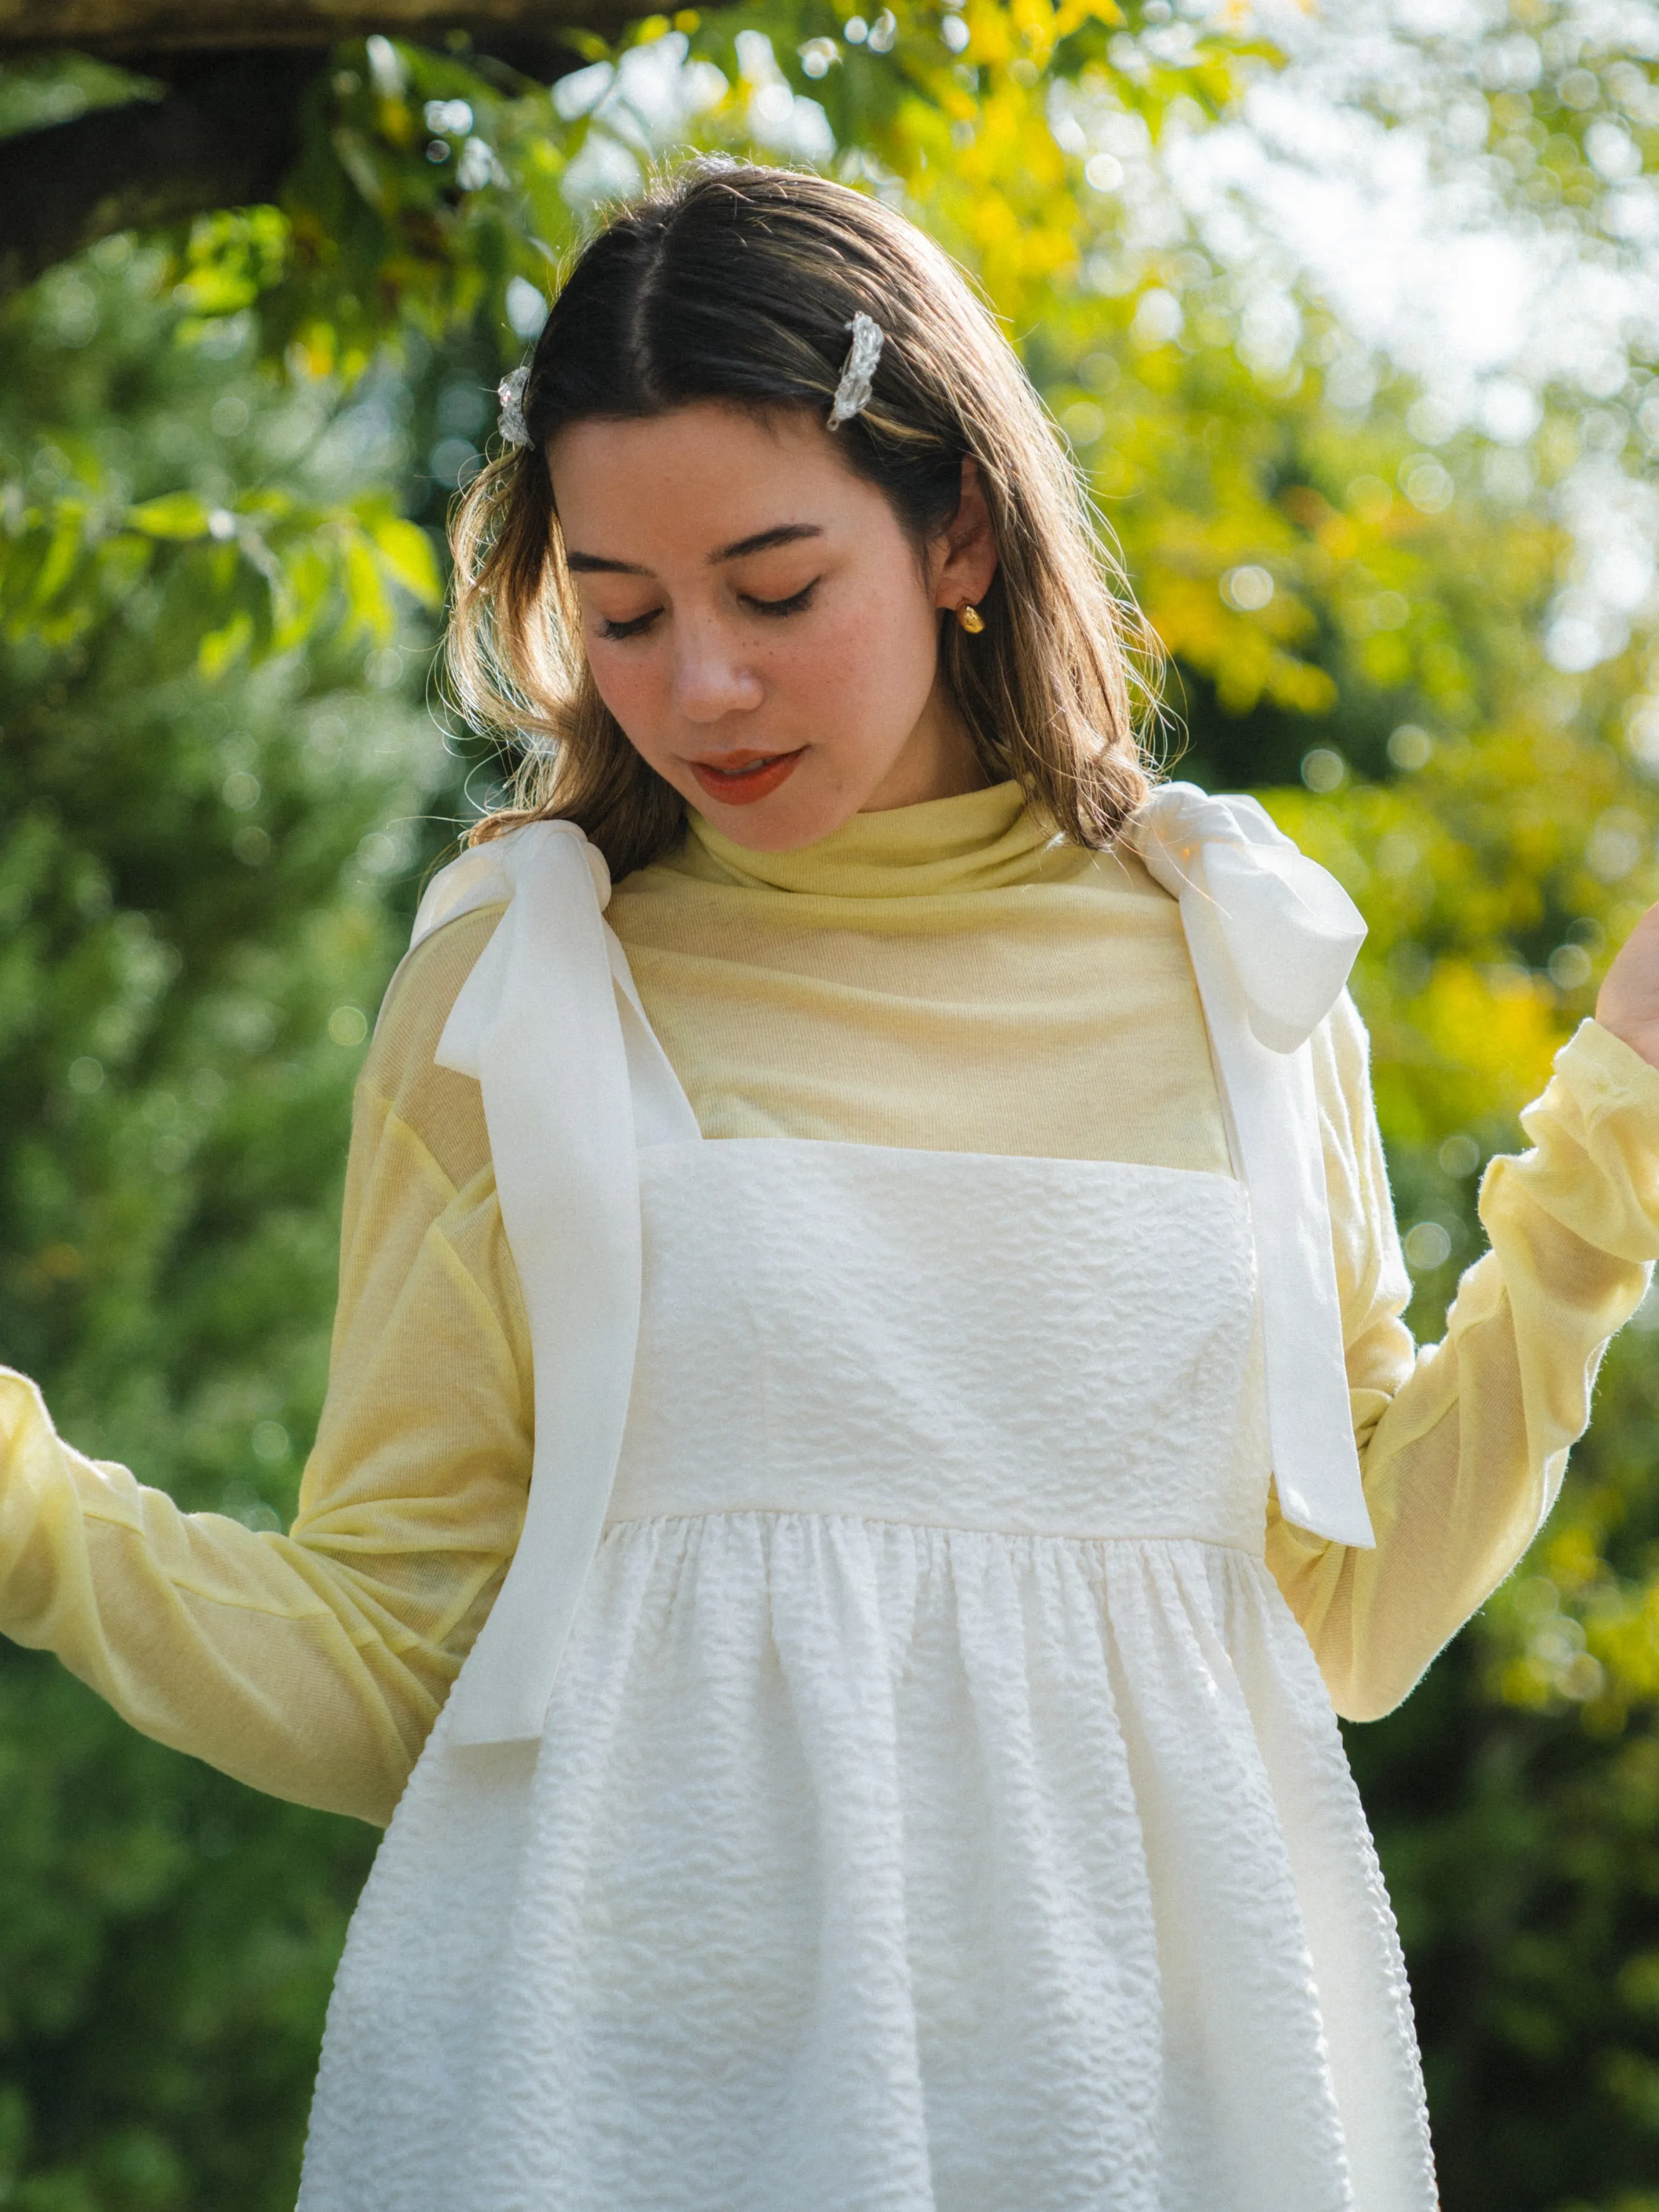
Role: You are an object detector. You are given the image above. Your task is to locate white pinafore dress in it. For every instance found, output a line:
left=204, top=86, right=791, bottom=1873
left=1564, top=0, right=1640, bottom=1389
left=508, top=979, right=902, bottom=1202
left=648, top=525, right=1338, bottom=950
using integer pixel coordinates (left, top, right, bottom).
left=298, top=786, right=1438, bottom=2212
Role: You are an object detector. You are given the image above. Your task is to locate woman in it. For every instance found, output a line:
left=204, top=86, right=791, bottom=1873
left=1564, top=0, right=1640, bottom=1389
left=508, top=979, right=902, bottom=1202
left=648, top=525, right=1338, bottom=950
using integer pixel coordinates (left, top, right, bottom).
left=6, top=162, right=1659, bottom=2211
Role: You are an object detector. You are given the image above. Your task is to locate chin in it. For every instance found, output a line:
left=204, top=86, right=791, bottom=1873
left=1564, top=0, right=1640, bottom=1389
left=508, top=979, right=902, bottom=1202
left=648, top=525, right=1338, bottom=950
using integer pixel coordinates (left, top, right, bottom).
left=672, top=759, right=870, bottom=851
left=709, top=798, right=846, bottom=852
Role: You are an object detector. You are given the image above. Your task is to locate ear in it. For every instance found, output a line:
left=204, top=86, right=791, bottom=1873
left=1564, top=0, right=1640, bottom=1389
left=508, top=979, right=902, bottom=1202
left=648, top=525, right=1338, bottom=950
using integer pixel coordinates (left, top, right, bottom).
left=931, top=458, right=1000, bottom=612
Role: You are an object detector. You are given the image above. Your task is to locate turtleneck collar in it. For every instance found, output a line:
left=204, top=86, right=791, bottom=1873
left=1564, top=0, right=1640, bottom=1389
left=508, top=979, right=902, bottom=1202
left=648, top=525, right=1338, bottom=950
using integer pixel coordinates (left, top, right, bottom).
left=682, top=780, right=1059, bottom=898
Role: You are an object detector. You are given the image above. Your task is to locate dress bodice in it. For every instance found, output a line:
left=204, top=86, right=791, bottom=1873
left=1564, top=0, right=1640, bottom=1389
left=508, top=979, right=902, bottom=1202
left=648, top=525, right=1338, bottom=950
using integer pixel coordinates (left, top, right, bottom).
left=611, top=1140, right=1269, bottom=1553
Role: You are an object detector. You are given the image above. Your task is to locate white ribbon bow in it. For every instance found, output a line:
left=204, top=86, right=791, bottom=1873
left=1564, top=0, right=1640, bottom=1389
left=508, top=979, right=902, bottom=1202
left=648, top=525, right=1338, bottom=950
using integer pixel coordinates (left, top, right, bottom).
left=1128, top=782, right=1374, bottom=1548
left=407, top=823, right=696, bottom=1745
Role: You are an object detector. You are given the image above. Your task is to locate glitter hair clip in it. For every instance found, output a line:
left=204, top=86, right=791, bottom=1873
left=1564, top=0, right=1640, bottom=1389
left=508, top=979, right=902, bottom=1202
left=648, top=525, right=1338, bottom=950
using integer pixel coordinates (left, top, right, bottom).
left=497, top=365, right=531, bottom=450
left=828, top=313, right=884, bottom=431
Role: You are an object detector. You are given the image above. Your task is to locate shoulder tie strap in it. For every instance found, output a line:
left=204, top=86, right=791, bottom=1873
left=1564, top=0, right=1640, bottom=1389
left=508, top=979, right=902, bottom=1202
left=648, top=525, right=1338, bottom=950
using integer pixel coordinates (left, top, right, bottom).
left=1127, top=783, right=1376, bottom=1549
left=415, top=822, right=691, bottom=1744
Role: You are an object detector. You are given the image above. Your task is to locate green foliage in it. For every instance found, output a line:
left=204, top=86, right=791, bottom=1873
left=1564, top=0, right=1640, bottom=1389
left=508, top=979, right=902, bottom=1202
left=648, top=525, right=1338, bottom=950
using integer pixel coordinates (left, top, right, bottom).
left=0, top=230, right=443, bottom=2212
left=0, top=1657, right=369, bottom=2211
left=1346, top=1629, right=1659, bottom=2212
left=4, top=249, right=443, bottom=686
left=0, top=53, right=152, bottom=142
left=4, top=8, right=1659, bottom=2207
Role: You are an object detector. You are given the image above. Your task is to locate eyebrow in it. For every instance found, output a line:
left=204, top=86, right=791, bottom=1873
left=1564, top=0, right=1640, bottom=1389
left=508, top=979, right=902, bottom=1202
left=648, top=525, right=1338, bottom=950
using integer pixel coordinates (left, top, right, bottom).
left=564, top=523, right=824, bottom=577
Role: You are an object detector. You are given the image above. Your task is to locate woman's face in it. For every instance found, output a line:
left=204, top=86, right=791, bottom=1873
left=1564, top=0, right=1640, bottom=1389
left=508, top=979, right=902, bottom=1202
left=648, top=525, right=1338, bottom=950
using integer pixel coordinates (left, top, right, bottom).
left=546, top=401, right=999, bottom=850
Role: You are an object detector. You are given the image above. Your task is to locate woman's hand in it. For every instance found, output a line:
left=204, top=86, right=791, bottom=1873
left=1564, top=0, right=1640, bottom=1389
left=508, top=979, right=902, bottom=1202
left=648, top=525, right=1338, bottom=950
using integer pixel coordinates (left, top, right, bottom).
left=1597, top=902, right=1659, bottom=1070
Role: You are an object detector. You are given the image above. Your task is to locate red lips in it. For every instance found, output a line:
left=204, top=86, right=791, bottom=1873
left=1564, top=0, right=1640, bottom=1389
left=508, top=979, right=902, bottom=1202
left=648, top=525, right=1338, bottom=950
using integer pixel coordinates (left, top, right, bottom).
left=687, top=748, right=807, bottom=805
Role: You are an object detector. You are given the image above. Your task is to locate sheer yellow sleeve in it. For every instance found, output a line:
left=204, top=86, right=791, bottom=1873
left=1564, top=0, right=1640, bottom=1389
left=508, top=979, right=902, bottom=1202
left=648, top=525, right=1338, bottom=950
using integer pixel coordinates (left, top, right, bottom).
left=0, top=908, right=529, bottom=1827
left=1268, top=1009, right=1659, bottom=1721
left=14, top=869, right=1659, bottom=1804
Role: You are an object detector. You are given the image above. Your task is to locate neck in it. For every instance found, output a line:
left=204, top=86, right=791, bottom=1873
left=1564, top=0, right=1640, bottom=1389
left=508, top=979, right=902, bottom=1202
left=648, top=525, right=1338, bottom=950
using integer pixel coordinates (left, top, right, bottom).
left=860, top=683, right=989, bottom=813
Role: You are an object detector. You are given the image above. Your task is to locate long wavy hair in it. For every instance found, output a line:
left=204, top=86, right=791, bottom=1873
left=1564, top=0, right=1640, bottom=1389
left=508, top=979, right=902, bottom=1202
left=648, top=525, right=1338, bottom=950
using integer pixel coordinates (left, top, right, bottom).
left=448, top=159, right=1157, bottom=878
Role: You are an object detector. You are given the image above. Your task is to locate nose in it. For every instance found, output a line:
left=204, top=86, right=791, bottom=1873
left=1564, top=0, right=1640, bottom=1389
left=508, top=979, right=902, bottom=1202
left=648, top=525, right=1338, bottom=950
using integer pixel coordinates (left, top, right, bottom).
left=671, top=615, right=764, bottom=724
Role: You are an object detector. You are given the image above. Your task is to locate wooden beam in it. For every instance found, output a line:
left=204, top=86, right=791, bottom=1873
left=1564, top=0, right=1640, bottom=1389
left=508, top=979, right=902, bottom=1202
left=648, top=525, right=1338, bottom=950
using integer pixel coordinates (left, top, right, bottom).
left=0, top=1, right=655, bottom=294
left=0, top=54, right=318, bottom=294
left=0, top=2, right=627, bottom=53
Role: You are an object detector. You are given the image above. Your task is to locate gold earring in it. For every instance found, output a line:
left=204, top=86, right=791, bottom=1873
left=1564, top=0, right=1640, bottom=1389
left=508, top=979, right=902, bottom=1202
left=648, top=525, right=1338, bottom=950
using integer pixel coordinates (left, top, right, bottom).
left=957, top=603, right=985, bottom=634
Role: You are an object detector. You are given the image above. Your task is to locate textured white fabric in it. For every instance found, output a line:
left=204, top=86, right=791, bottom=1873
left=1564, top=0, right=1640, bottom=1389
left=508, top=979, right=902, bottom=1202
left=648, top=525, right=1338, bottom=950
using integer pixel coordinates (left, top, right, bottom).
left=611, top=1145, right=1269, bottom=1547
left=300, top=1141, right=1435, bottom=2211
left=1129, top=785, right=1373, bottom=1547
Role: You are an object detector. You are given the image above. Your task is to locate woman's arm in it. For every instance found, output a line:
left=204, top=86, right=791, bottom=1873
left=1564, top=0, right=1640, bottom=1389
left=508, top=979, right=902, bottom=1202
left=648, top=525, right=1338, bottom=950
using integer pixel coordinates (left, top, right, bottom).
left=1267, top=994, right=1659, bottom=1721
left=0, top=909, right=532, bottom=1826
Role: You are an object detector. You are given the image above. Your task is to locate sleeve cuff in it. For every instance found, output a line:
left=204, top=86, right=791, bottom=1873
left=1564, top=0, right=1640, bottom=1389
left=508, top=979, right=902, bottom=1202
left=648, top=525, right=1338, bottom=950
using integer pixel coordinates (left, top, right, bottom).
left=1503, top=1020, right=1659, bottom=1263
left=1555, top=1017, right=1659, bottom=1112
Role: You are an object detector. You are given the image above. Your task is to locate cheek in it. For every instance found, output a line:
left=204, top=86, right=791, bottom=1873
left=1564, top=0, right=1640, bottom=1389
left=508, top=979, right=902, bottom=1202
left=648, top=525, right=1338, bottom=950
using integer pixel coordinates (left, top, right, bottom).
left=585, top=643, right=669, bottom=755
left=787, top=574, right=939, bottom=721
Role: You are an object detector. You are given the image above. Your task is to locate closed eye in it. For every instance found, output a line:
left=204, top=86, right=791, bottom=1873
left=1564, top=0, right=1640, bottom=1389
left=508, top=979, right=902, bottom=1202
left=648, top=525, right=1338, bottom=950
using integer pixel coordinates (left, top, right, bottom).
left=597, top=579, right=819, bottom=637
left=597, top=608, right=662, bottom=640
left=742, top=580, right=819, bottom=618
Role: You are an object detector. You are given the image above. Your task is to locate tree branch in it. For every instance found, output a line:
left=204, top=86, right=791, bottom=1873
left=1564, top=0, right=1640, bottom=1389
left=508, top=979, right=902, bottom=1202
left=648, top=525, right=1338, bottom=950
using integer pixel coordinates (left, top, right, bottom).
left=0, top=3, right=628, bottom=54
left=0, top=0, right=651, bottom=297
left=0, top=55, right=319, bottom=297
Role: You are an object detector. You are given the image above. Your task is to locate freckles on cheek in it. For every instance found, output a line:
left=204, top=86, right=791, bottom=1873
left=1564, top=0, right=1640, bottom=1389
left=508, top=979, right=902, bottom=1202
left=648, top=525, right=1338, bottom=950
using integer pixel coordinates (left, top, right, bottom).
left=796, top=598, right=903, bottom=709
left=791, top=632, right=863, bottom=706
left=586, top=649, right=658, bottom=748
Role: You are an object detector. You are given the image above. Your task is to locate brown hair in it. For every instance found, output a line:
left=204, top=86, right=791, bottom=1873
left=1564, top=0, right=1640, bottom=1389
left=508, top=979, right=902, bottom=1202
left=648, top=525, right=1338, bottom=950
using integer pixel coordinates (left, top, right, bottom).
left=448, top=158, right=1156, bottom=878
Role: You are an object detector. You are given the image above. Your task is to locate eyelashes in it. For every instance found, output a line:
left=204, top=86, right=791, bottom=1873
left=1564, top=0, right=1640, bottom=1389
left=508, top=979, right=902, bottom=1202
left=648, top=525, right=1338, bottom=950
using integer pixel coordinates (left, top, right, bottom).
left=747, top=581, right=819, bottom=619
left=596, top=580, right=820, bottom=641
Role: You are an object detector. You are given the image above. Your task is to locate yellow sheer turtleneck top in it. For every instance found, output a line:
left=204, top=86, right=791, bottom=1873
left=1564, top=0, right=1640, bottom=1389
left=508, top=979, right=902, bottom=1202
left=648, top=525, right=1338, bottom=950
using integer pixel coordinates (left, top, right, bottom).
left=5, top=781, right=1659, bottom=1826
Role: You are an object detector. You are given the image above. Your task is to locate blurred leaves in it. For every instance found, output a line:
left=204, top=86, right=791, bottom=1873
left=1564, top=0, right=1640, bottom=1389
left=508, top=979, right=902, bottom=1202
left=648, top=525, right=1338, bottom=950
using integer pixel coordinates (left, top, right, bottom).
left=0, top=131, right=448, bottom=2212
left=6, top=5, right=1659, bottom=2208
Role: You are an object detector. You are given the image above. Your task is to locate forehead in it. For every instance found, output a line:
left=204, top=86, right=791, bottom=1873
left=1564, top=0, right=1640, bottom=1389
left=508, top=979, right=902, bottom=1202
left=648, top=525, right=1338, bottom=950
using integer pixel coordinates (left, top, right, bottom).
left=548, top=401, right=883, bottom=562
